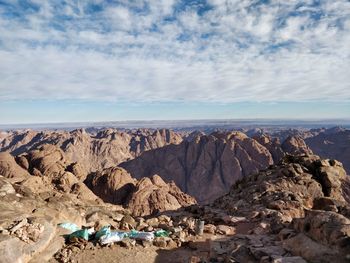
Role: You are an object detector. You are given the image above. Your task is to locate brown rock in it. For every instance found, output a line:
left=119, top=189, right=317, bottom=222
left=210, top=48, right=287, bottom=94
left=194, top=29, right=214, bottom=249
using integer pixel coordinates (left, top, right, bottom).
left=0, top=128, right=183, bottom=173
left=126, top=175, right=196, bottom=216
left=292, top=210, right=350, bottom=250
left=281, top=136, right=313, bottom=156
left=121, top=214, right=137, bottom=229
left=153, top=237, right=171, bottom=248
left=120, top=132, right=274, bottom=203
left=0, top=152, right=29, bottom=180
left=86, top=167, right=136, bottom=204
left=216, top=225, right=235, bottom=235
left=204, top=224, right=216, bottom=234
left=120, top=239, right=136, bottom=249
left=283, top=233, right=339, bottom=263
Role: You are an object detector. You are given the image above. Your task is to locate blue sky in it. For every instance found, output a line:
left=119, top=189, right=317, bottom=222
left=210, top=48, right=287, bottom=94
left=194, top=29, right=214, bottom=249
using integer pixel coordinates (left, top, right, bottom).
left=0, top=0, right=349, bottom=124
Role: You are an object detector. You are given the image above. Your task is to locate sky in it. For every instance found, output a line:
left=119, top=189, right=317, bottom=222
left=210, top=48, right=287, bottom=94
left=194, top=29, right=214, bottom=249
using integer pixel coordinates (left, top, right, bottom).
left=0, top=0, right=349, bottom=124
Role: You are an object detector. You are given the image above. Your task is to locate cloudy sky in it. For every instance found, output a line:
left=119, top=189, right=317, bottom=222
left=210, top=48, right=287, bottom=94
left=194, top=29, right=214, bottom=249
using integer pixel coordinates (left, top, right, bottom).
left=0, top=0, right=349, bottom=124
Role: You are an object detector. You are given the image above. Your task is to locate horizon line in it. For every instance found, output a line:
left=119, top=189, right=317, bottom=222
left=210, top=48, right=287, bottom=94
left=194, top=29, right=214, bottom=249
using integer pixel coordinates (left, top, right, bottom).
left=1, top=118, right=350, bottom=128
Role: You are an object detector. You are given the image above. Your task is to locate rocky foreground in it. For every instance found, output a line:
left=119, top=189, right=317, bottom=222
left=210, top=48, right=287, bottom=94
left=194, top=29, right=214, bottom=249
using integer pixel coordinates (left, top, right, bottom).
left=0, top=143, right=349, bottom=262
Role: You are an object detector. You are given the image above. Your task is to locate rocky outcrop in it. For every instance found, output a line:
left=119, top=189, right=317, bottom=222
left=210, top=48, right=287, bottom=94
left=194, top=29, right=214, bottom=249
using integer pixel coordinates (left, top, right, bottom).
left=120, top=132, right=275, bottom=203
left=86, top=167, right=136, bottom=205
left=213, top=154, right=350, bottom=262
left=305, top=128, right=350, bottom=173
left=253, top=133, right=285, bottom=162
left=281, top=135, right=313, bottom=155
left=0, top=152, right=30, bottom=180
left=86, top=167, right=196, bottom=216
left=24, top=144, right=69, bottom=176
left=0, top=128, right=183, bottom=173
left=268, top=127, right=350, bottom=173
left=126, top=175, right=196, bottom=216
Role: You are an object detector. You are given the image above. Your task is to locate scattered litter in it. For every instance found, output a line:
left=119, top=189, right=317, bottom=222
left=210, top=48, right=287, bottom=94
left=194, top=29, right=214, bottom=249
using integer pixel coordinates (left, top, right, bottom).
left=87, top=227, right=95, bottom=235
left=68, top=229, right=89, bottom=241
left=129, top=230, right=154, bottom=241
left=58, top=222, right=168, bottom=245
left=58, top=223, right=80, bottom=233
left=100, top=232, right=127, bottom=245
left=95, top=225, right=111, bottom=240
left=155, top=229, right=169, bottom=237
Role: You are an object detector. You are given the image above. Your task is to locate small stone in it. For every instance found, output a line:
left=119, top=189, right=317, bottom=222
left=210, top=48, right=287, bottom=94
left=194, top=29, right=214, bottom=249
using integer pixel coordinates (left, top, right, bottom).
left=145, top=218, right=159, bottom=227
left=136, top=221, right=149, bottom=231
left=113, top=213, right=124, bottom=222
left=142, top=240, right=153, bottom=248
left=121, top=215, right=136, bottom=228
left=189, top=256, right=201, bottom=263
left=204, top=224, right=216, bottom=234
left=153, top=237, right=170, bottom=248
left=216, top=225, right=235, bottom=235
left=167, top=239, right=178, bottom=249
left=145, top=226, right=154, bottom=232
left=120, top=239, right=136, bottom=249
left=158, top=215, right=171, bottom=223
left=10, top=218, right=28, bottom=233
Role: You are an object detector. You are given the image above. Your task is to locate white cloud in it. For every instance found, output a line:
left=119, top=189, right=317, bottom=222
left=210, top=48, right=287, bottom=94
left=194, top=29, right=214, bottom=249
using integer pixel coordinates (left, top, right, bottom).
left=0, top=0, right=349, bottom=103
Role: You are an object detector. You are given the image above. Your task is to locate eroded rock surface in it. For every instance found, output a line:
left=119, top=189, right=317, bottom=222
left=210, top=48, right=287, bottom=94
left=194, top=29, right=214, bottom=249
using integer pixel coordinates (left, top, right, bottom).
left=212, top=154, right=350, bottom=262
left=121, top=132, right=275, bottom=203
left=126, top=175, right=197, bottom=216
left=0, top=128, right=183, bottom=173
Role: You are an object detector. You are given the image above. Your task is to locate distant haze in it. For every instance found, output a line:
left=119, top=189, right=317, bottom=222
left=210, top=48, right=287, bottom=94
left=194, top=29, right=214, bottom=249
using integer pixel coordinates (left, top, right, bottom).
left=1, top=119, right=350, bottom=132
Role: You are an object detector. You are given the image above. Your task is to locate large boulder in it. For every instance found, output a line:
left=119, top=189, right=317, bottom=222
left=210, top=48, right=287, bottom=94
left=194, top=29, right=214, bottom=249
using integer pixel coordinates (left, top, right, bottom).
left=0, top=152, right=29, bottom=180
left=126, top=175, right=197, bottom=216
left=292, top=210, right=350, bottom=251
left=86, top=167, right=136, bottom=205
left=25, top=144, right=68, bottom=176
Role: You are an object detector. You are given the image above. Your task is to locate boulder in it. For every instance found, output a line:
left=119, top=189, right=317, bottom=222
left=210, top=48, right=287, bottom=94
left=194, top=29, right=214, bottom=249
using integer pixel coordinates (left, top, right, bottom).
left=0, top=152, right=29, bottom=180
left=126, top=175, right=196, bottom=216
left=86, top=167, right=136, bottom=205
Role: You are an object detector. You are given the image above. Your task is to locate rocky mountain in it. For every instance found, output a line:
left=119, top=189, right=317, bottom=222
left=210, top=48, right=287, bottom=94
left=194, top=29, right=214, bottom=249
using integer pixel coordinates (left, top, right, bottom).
left=120, top=131, right=314, bottom=203
left=1, top=143, right=349, bottom=262
left=0, top=128, right=183, bottom=173
left=304, top=128, right=350, bottom=172
left=0, top=144, right=195, bottom=218
left=121, top=131, right=274, bottom=203
left=2, top=126, right=348, bottom=205
left=250, top=127, right=350, bottom=174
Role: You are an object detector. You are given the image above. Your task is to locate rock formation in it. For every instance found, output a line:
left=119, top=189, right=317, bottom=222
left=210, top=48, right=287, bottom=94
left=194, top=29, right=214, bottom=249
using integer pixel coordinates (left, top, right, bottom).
left=86, top=168, right=196, bottom=216
left=0, top=128, right=183, bottom=173
left=86, top=167, right=136, bottom=205
left=0, top=134, right=349, bottom=263
left=213, top=154, right=350, bottom=262
left=0, top=152, right=30, bottom=180
left=120, top=132, right=276, bottom=203
left=126, top=175, right=197, bottom=216
left=304, top=128, right=350, bottom=173
left=281, top=135, right=313, bottom=155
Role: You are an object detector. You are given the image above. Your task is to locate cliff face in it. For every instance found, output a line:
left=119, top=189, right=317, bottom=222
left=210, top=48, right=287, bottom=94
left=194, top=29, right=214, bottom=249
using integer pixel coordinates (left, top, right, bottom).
left=120, top=132, right=277, bottom=203
left=0, top=128, right=183, bottom=173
